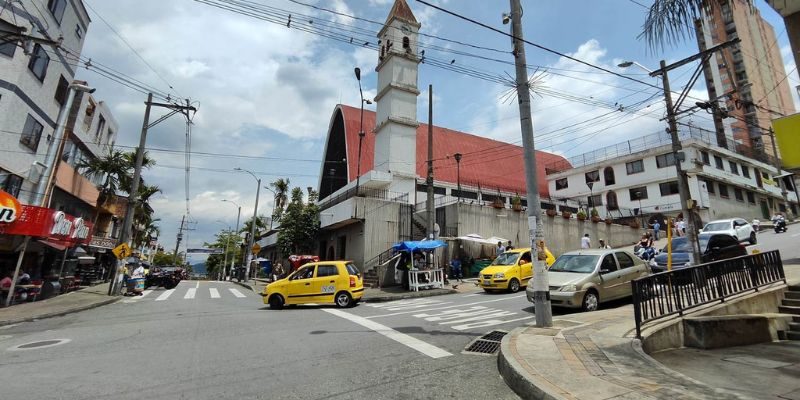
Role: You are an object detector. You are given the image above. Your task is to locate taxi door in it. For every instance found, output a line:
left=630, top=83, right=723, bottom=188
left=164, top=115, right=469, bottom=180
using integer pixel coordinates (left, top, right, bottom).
left=312, top=264, right=340, bottom=303
left=519, top=251, right=533, bottom=285
left=287, top=265, right=316, bottom=304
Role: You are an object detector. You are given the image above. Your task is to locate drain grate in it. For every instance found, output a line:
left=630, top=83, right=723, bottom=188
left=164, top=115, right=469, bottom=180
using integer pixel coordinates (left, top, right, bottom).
left=463, top=330, right=508, bottom=355
left=7, top=338, right=71, bottom=351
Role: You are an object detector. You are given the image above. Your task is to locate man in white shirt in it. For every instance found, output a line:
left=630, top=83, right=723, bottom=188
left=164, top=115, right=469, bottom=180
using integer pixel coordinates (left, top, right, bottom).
left=581, top=234, right=591, bottom=249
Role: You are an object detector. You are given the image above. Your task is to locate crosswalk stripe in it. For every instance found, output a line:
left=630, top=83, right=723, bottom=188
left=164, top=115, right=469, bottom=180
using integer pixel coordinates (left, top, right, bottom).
left=155, top=289, right=175, bottom=301
left=209, top=288, right=220, bottom=298
left=184, top=288, right=196, bottom=299
left=228, top=288, right=246, bottom=298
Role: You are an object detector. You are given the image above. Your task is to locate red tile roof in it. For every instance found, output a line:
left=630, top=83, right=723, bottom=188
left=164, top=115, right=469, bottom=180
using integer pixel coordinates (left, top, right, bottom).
left=384, top=0, right=418, bottom=25
left=338, top=105, right=568, bottom=197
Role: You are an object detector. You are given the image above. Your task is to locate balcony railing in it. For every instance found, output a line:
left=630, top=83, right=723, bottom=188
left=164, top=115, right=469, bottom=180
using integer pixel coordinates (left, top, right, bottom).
left=317, top=186, right=408, bottom=212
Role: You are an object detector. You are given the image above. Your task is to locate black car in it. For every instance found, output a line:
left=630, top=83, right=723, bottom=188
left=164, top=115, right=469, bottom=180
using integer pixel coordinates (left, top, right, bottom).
left=650, top=233, right=747, bottom=273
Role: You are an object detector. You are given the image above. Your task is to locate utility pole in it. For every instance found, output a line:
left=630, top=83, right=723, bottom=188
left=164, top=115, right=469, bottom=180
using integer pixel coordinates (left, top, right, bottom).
left=231, top=206, right=241, bottom=279
left=649, top=39, right=738, bottom=266
left=221, top=228, right=230, bottom=281
left=426, top=84, right=435, bottom=240
left=108, top=93, right=196, bottom=295
left=174, top=215, right=186, bottom=265
left=246, top=180, right=260, bottom=280
left=510, top=0, right=551, bottom=327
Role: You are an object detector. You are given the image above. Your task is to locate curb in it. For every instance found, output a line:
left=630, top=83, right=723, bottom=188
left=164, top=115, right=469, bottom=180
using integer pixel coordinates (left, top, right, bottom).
left=231, top=280, right=255, bottom=292
left=497, top=327, right=567, bottom=400
left=362, top=288, right=458, bottom=303
left=0, top=297, right=120, bottom=327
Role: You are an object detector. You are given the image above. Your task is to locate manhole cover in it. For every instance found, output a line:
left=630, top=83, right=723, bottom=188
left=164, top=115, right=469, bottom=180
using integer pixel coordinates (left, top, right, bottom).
left=464, top=330, right=507, bottom=355
left=7, top=338, right=71, bottom=351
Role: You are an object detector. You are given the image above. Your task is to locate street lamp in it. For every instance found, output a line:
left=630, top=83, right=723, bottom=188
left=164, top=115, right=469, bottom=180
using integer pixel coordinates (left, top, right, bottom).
left=617, top=60, right=654, bottom=74
left=222, top=199, right=242, bottom=281
left=234, top=168, right=261, bottom=281
left=587, top=181, right=595, bottom=210
left=354, top=67, right=373, bottom=198
left=215, top=220, right=231, bottom=281
left=454, top=153, right=462, bottom=203
left=263, top=185, right=276, bottom=231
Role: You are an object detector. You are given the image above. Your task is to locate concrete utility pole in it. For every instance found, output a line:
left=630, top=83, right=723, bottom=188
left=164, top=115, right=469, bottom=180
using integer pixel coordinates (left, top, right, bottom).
left=174, top=215, right=186, bottom=265
left=426, top=84, right=435, bottom=240
left=108, top=93, right=195, bottom=295
left=649, top=39, right=739, bottom=266
left=510, top=0, right=551, bottom=327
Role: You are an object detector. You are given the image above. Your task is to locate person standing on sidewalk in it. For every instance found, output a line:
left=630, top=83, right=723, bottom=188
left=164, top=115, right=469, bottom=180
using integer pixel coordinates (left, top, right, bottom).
left=652, top=220, right=661, bottom=240
left=581, top=233, right=591, bottom=249
left=496, top=242, right=506, bottom=257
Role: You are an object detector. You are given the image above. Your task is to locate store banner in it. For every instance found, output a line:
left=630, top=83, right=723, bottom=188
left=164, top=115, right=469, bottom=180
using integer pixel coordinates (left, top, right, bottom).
left=0, top=190, right=93, bottom=246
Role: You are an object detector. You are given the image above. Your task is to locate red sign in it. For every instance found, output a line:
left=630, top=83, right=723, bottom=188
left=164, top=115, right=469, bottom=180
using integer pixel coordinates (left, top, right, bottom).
left=0, top=199, right=93, bottom=246
left=0, top=189, right=22, bottom=223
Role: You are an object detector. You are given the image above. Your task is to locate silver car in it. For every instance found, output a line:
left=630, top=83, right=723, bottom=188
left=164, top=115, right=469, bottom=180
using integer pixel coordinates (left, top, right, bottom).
left=526, top=249, right=650, bottom=311
left=702, top=218, right=756, bottom=245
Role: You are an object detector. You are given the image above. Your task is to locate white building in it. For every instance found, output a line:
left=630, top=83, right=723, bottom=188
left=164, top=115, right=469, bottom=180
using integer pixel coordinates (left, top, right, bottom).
left=545, top=127, right=799, bottom=224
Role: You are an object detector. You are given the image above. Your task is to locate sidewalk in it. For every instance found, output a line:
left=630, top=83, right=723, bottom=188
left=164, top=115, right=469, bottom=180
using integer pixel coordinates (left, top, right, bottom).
left=497, top=264, right=800, bottom=400
left=0, top=283, right=118, bottom=327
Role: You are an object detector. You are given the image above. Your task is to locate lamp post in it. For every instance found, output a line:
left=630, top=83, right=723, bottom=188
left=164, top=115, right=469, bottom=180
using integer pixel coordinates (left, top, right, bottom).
left=617, top=60, right=654, bottom=74
left=263, top=185, right=276, bottom=231
left=354, top=67, right=373, bottom=197
left=454, top=153, right=462, bottom=203
left=235, top=168, right=260, bottom=281
left=215, top=220, right=230, bottom=281
left=222, top=199, right=241, bottom=281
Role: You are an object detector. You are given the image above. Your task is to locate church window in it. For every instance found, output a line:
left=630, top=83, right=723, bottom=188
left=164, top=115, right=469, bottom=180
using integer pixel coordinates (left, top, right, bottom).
left=402, top=36, right=410, bottom=50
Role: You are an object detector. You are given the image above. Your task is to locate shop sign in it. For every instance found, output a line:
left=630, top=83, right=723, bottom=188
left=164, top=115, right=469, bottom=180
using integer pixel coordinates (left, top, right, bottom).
left=0, top=200, right=93, bottom=246
left=89, top=236, right=116, bottom=249
left=0, top=189, right=22, bottom=223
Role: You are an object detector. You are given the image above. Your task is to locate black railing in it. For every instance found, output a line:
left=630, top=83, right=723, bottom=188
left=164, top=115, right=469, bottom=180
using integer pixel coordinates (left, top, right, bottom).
left=363, top=246, right=398, bottom=273
left=631, top=250, right=785, bottom=338
left=318, top=187, right=408, bottom=211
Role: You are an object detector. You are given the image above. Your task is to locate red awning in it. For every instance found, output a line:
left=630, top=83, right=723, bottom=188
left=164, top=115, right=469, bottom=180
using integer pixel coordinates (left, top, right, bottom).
left=37, top=239, right=68, bottom=251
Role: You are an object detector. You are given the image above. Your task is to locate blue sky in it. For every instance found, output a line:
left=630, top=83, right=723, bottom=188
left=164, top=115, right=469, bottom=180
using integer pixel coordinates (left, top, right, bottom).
left=75, top=0, right=798, bottom=264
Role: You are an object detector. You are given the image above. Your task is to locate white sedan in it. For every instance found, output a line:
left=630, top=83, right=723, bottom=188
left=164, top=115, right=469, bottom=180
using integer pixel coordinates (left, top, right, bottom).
left=702, top=218, right=756, bottom=245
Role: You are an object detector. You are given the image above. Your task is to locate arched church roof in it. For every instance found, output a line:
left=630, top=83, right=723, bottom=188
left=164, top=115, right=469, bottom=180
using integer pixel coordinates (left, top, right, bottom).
left=325, top=104, right=571, bottom=198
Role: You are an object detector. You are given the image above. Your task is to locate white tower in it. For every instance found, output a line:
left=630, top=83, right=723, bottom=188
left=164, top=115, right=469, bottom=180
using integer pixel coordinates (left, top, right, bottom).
left=374, top=0, right=421, bottom=197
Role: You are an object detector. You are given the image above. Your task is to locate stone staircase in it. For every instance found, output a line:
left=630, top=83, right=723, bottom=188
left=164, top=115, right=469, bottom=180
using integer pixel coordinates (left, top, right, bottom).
left=779, top=285, right=800, bottom=341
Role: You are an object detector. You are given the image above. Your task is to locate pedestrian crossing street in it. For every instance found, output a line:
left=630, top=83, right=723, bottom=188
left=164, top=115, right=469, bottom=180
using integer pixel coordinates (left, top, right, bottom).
left=121, top=282, right=251, bottom=303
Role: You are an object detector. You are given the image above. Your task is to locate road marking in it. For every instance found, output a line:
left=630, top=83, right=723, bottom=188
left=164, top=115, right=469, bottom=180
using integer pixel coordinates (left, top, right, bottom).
left=463, top=293, right=482, bottom=297
left=0, top=324, right=19, bottom=330
left=367, top=294, right=527, bottom=319
left=451, top=316, right=533, bottom=331
left=184, top=288, right=196, bottom=299
left=122, top=290, right=153, bottom=303
left=323, top=308, right=452, bottom=359
left=792, top=233, right=800, bottom=237
left=155, top=289, right=175, bottom=301
left=228, top=288, right=246, bottom=298
left=209, top=288, right=220, bottom=298
left=195, top=281, right=200, bottom=289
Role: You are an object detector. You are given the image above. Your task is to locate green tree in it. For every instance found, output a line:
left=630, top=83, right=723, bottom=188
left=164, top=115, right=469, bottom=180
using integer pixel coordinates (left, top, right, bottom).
left=203, top=230, right=243, bottom=278
left=78, top=149, right=129, bottom=222
left=640, top=1, right=750, bottom=50
left=277, top=187, right=320, bottom=256
left=152, top=251, right=175, bottom=266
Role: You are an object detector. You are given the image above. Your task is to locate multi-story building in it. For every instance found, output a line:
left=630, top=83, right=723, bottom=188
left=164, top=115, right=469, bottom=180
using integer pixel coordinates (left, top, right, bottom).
left=696, top=0, right=795, bottom=159
left=545, top=127, right=799, bottom=225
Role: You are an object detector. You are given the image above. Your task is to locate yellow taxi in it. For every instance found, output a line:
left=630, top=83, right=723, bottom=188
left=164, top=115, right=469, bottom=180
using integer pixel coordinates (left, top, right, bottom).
left=262, top=261, right=364, bottom=309
left=479, top=247, right=555, bottom=293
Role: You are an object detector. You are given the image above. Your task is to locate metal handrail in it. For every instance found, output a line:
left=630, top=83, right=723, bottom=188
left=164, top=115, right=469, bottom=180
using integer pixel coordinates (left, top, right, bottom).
left=631, top=250, right=785, bottom=338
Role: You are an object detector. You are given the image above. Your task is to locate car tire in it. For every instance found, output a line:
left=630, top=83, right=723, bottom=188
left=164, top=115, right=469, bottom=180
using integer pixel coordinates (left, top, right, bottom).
left=268, top=294, right=284, bottom=310
left=335, top=291, right=353, bottom=308
left=508, top=278, right=521, bottom=293
left=483, top=289, right=494, bottom=293
left=749, top=232, right=757, bottom=245
left=582, top=290, right=599, bottom=312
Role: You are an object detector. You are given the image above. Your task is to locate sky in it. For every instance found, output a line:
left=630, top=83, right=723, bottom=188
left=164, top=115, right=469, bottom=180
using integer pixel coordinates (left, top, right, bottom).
left=73, top=0, right=800, bottom=264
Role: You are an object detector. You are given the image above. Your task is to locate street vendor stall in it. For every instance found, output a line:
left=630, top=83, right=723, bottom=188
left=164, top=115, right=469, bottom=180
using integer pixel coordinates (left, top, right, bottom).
left=392, top=240, right=447, bottom=292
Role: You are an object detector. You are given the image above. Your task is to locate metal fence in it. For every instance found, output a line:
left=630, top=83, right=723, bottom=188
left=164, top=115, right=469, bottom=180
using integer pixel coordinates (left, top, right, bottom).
left=318, top=187, right=408, bottom=211
left=631, top=250, right=785, bottom=338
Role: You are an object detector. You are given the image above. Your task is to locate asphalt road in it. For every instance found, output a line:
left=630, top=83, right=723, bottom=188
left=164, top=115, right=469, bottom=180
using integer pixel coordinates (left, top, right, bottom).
left=0, top=228, right=795, bottom=400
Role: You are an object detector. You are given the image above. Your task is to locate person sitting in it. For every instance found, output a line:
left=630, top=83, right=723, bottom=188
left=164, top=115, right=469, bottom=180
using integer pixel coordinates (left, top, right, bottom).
left=1, top=274, right=12, bottom=291
left=17, top=270, right=31, bottom=285
left=598, top=239, right=611, bottom=249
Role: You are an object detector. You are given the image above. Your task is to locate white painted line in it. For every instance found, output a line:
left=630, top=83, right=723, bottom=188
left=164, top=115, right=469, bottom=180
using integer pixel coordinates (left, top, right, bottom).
left=463, top=293, right=482, bottom=297
left=228, top=288, right=246, bottom=298
left=122, top=290, right=153, bottom=303
left=323, top=308, right=452, bottom=359
left=184, top=288, right=196, bottom=299
left=451, top=315, right=534, bottom=331
left=155, top=289, right=175, bottom=301
left=367, top=294, right=527, bottom=319
left=792, top=233, right=800, bottom=237
left=141, top=289, right=153, bottom=298
left=195, top=281, right=200, bottom=289
left=0, top=323, right=20, bottom=330
left=209, top=288, right=220, bottom=298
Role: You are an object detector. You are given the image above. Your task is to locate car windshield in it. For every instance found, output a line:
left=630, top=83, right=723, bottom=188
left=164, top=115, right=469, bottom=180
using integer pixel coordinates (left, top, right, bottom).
left=703, top=222, right=731, bottom=231
left=491, top=252, right=520, bottom=266
left=666, top=237, right=710, bottom=252
left=548, top=255, right=599, bottom=273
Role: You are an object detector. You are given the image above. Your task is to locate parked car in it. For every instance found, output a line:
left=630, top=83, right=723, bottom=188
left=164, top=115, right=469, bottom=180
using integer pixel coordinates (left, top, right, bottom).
left=526, top=249, right=649, bottom=312
left=649, top=233, right=747, bottom=273
left=262, top=261, right=363, bottom=309
left=479, top=247, right=555, bottom=293
left=702, top=218, right=756, bottom=245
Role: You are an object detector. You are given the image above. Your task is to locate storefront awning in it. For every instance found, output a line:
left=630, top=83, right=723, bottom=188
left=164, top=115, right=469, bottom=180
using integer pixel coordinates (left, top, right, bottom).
left=38, top=239, right=68, bottom=251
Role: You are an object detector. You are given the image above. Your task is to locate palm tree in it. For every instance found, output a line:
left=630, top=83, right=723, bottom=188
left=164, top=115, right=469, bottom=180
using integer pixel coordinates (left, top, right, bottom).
left=134, top=217, right=160, bottom=249
left=270, top=178, right=290, bottom=221
left=78, top=149, right=129, bottom=224
left=640, top=1, right=750, bottom=50
left=119, top=149, right=156, bottom=194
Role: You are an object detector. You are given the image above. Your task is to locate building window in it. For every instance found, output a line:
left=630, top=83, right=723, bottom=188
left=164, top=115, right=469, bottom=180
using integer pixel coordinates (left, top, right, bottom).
left=741, top=165, right=750, bottom=178
left=629, top=187, right=648, bottom=200
left=27, top=44, right=50, bottom=82
left=95, top=115, right=106, bottom=141
left=603, top=167, right=615, bottom=185
left=729, top=161, right=739, bottom=175
left=714, top=155, right=724, bottom=170
left=733, top=188, right=744, bottom=201
left=585, top=170, right=599, bottom=183
left=606, top=191, right=619, bottom=210
left=755, top=169, right=763, bottom=188
left=555, top=178, right=568, bottom=190
left=659, top=181, right=680, bottom=196
left=451, top=189, right=477, bottom=200
left=718, top=184, right=729, bottom=198
left=75, top=25, right=83, bottom=39
left=20, top=114, right=44, bottom=151
left=54, top=75, right=69, bottom=107
left=47, top=0, right=67, bottom=24
left=705, top=179, right=715, bottom=194
left=746, top=191, right=755, bottom=204
left=0, top=39, right=15, bottom=57
left=656, top=153, right=676, bottom=168
left=625, top=160, right=644, bottom=175
left=0, top=169, right=23, bottom=197
left=700, top=151, right=710, bottom=165
left=587, top=194, right=602, bottom=207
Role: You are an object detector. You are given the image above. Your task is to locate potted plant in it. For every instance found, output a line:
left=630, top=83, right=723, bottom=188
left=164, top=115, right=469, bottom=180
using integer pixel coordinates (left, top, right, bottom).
left=546, top=209, right=557, bottom=217
left=561, top=210, right=572, bottom=219
left=629, top=219, right=641, bottom=229
left=492, top=198, right=505, bottom=209
left=604, top=218, right=613, bottom=225
left=576, top=209, right=587, bottom=221
left=590, top=208, right=601, bottom=223
left=511, top=195, right=523, bottom=212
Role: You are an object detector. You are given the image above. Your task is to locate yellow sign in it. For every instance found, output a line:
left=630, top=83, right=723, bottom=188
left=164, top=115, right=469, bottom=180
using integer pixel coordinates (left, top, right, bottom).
left=772, top=114, right=800, bottom=169
left=112, top=243, right=132, bottom=259
left=251, top=243, right=261, bottom=254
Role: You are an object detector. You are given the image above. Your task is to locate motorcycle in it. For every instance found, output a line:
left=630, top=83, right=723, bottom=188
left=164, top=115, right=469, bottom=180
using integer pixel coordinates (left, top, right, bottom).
left=145, top=267, right=185, bottom=289
left=774, top=219, right=788, bottom=233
